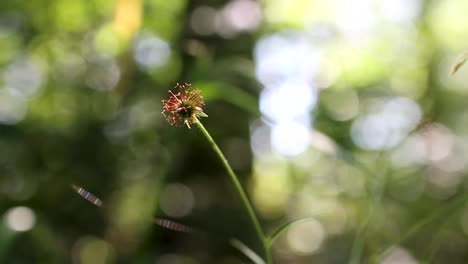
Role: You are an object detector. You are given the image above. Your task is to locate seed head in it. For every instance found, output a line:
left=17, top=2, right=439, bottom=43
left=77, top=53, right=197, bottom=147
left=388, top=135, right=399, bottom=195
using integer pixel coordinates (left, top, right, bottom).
left=162, top=83, right=207, bottom=128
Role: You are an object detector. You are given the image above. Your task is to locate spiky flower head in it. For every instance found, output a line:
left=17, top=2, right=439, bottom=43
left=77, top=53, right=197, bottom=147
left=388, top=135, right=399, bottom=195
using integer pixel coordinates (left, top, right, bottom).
left=162, top=83, right=207, bottom=128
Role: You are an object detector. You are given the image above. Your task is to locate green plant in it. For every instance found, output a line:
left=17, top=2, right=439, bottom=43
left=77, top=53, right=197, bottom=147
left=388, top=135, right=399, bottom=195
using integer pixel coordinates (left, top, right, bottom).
left=161, top=83, right=320, bottom=264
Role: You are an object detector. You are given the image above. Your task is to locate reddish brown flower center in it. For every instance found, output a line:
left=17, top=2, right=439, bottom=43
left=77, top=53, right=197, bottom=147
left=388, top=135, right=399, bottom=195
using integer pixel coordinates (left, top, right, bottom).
left=161, top=83, right=207, bottom=127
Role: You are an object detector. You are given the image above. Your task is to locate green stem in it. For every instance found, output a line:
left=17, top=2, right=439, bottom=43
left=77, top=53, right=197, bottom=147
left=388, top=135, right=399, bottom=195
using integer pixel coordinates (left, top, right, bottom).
left=194, top=118, right=272, bottom=264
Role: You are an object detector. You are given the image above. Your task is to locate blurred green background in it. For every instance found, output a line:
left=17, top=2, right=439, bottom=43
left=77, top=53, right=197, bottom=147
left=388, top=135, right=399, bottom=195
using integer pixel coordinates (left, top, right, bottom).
left=1, top=0, right=468, bottom=263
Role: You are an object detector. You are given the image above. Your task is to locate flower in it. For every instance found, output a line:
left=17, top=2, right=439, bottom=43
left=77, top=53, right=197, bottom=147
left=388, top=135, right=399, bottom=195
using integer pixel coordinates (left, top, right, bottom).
left=162, top=83, right=207, bottom=128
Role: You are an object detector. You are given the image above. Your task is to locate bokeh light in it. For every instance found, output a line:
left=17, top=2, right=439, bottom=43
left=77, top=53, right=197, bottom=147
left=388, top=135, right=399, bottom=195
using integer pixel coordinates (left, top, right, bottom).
left=380, top=247, right=417, bottom=264
left=259, top=80, right=317, bottom=122
left=254, top=31, right=321, bottom=85
left=250, top=119, right=272, bottom=157
left=4, top=58, right=44, bottom=97
left=271, top=121, right=311, bottom=156
left=190, top=6, right=217, bottom=36
left=380, top=0, right=421, bottom=25
left=220, top=0, right=262, bottom=33
left=2, top=0, right=468, bottom=263
left=0, top=90, right=27, bottom=124
left=287, top=218, right=326, bottom=255
left=4, top=206, right=36, bottom=232
left=335, top=0, right=377, bottom=41
left=252, top=160, right=290, bottom=217
left=86, top=57, right=120, bottom=91
left=134, top=34, right=171, bottom=71
left=160, top=183, right=194, bottom=218
left=321, top=88, right=359, bottom=121
left=351, top=97, right=422, bottom=150
left=72, top=236, right=115, bottom=264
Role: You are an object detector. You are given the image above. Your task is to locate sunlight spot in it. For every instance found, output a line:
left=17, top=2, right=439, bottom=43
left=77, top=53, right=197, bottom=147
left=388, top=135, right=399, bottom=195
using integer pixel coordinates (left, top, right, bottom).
left=381, top=0, right=421, bottom=25
left=5, top=206, right=36, bottom=232
left=222, top=0, right=262, bottom=32
left=254, top=31, right=321, bottom=85
left=271, top=121, right=310, bottom=156
left=381, top=247, right=417, bottom=264
left=260, top=80, right=317, bottom=122
left=335, top=0, right=376, bottom=41
left=351, top=97, right=421, bottom=150
left=287, top=218, right=326, bottom=255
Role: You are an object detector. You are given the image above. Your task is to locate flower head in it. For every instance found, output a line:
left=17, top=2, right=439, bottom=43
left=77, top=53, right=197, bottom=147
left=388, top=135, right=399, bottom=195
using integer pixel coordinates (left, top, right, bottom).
left=162, top=83, right=207, bottom=128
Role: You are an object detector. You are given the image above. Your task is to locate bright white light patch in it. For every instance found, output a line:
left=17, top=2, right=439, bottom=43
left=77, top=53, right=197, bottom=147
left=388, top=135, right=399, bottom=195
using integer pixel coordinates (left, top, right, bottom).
left=5, top=206, right=36, bottom=232
left=287, top=218, right=326, bottom=255
left=335, top=0, right=377, bottom=40
left=381, top=0, right=421, bottom=24
left=271, top=121, right=310, bottom=156
left=254, top=31, right=321, bottom=85
left=260, top=80, right=317, bottom=122
left=351, top=97, right=422, bottom=150
left=222, top=0, right=262, bottom=32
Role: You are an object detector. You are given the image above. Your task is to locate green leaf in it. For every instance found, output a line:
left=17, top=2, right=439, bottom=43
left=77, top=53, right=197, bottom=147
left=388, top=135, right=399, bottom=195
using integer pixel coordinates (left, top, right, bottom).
left=267, top=217, right=317, bottom=247
left=230, top=238, right=265, bottom=264
left=450, top=51, right=468, bottom=75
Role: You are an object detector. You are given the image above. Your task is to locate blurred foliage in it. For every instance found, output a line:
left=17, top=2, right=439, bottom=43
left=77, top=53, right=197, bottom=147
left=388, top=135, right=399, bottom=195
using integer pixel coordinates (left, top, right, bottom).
left=1, top=0, right=468, bottom=263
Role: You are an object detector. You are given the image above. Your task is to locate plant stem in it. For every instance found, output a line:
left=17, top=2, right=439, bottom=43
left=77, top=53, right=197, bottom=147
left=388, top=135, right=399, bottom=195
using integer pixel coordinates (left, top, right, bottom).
left=194, top=118, right=271, bottom=264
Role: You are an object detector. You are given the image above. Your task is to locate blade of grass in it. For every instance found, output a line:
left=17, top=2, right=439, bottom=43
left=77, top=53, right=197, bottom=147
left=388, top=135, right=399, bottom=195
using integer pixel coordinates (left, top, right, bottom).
left=266, top=217, right=318, bottom=248
left=349, top=205, right=374, bottom=264
left=230, top=238, right=266, bottom=264
left=372, top=192, right=468, bottom=263
left=348, top=154, right=387, bottom=264
left=421, top=201, right=464, bottom=264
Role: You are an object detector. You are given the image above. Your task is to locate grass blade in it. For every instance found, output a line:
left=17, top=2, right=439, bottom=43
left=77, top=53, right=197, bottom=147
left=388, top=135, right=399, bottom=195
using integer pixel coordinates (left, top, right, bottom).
left=372, top=192, right=468, bottom=263
left=230, top=238, right=266, bottom=264
left=267, top=217, right=317, bottom=247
